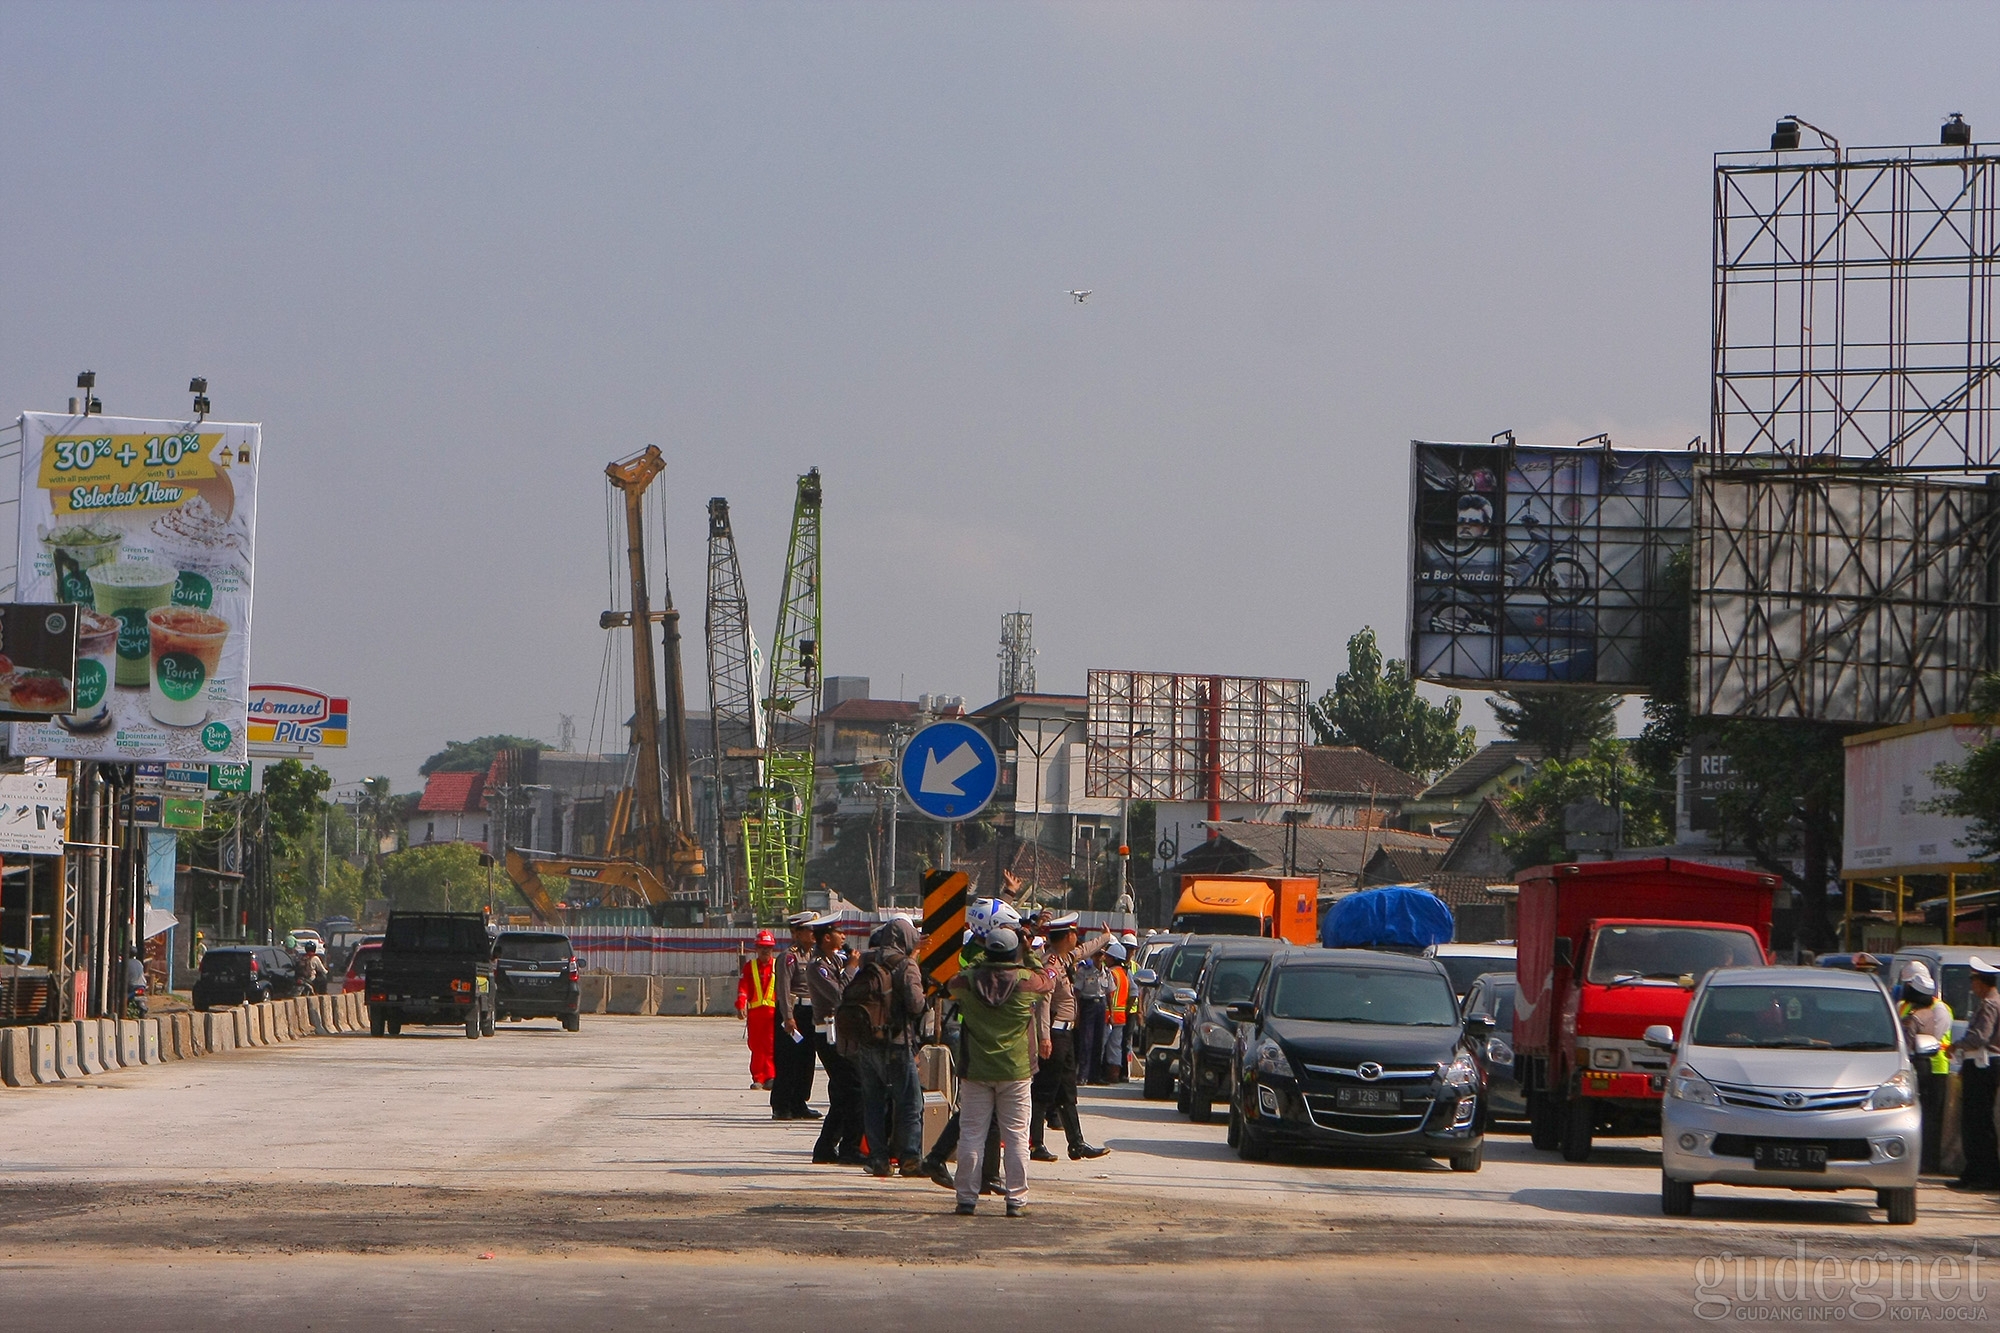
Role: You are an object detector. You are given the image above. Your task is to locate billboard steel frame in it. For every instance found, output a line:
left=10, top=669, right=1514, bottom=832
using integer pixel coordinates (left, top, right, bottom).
left=1083, top=670, right=1306, bottom=808
left=1712, top=139, right=2000, bottom=470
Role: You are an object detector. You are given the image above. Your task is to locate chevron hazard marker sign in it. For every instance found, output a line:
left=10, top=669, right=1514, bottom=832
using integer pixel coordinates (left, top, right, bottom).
left=917, top=869, right=969, bottom=985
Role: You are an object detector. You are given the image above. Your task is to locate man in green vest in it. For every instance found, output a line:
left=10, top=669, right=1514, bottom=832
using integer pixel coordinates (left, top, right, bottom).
left=945, top=926, right=1053, bottom=1217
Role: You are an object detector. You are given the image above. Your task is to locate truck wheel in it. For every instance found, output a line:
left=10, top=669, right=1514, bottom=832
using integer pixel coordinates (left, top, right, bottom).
left=480, top=1005, right=495, bottom=1037
left=1662, top=1172, right=1694, bottom=1216
left=369, top=1007, right=385, bottom=1038
left=465, top=1006, right=481, bottom=1039
left=1143, top=1059, right=1173, bottom=1101
left=562, top=1012, right=581, bottom=1033
left=387, top=1017, right=402, bottom=1037
left=1527, top=1091, right=1559, bottom=1151
left=1560, top=1098, right=1594, bottom=1162
left=1189, top=1092, right=1213, bottom=1124
left=1880, top=1188, right=1917, bottom=1225
left=1450, top=1143, right=1483, bottom=1173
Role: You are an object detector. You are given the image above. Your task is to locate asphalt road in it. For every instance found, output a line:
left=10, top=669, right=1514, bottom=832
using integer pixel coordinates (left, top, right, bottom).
left=5, top=1015, right=2000, bottom=1328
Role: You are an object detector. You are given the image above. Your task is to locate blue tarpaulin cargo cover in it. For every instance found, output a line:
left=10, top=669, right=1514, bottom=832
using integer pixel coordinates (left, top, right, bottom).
left=1322, top=885, right=1455, bottom=950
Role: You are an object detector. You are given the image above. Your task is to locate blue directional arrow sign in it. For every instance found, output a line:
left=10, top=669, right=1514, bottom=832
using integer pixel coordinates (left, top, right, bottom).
left=899, top=719, right=1000, bottom=822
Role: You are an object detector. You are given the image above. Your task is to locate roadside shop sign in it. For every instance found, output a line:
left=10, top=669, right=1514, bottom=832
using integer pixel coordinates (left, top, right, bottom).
left=247, top=683, right=347, bottom=747
left=161, top=795, right=204, bottom=831
left=207, top=762, right=250, bottom=792
left=9, top=412, right=259, bottom=764
left=0, top=773, right=68, bottom=855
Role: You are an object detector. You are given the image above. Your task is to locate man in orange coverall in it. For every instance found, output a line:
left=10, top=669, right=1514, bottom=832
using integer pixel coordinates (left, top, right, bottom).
left=735, top=930, right=780, bottom=1089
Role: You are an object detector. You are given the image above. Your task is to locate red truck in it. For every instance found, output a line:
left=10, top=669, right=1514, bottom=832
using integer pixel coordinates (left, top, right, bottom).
left=1515, top=858, right=1780, bottom=1162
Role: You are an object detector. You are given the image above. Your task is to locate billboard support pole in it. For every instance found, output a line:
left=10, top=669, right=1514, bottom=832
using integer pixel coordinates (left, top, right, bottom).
left=1949, top=872, right=1958, bottom=946
left=1894, top=875, right=1905, bottom=952
left=1842, top=880, right=1854, bottom=952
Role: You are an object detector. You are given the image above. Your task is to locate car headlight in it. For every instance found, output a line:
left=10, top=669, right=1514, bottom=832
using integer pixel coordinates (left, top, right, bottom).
left=1590, top=1046, right=1623, bottom=1070
left=1866, top=1069, right=1917, bottom=1111
left=1442, top=1052, right=1478, bottom=1088
left=1255, top=1038, right=1294, bottom=1079
left=1485, top=1036, right=1514, bottom=1066
left=1669, top=1067, right=1719, bottom=1106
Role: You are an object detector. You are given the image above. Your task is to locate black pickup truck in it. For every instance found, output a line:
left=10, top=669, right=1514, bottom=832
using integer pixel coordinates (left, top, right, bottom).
left=366, top=911, right=496, bottom=1039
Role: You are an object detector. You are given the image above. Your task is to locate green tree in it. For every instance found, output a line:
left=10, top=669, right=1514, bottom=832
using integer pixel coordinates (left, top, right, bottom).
left=1488, top=690, right=1619, bottom=760
left=1712, top=719, right=1847, bottom=952
left=262, top=759, right=333, bottom=928
left=1929, top=673, right=2000, bottom=859
left=1309, top=628, right=1476, bottom=781
left=420, top=735, right=546, bottom=777
left=379, top=843, right=488, bottom=911
left=1500, top=738, right=1669, bottom=870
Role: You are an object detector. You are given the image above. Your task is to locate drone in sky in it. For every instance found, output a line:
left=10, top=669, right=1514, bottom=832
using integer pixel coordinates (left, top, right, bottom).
left=1067, top=289, right=1092, bottom=303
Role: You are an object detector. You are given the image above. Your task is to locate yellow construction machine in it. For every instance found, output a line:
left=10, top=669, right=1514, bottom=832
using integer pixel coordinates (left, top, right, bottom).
left=502, top=446, right=708, bottom=926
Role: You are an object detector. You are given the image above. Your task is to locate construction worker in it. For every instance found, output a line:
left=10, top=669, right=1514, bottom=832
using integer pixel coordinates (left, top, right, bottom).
left=771, top=909, right=821, bottom=1120
left=1897, top=961, right=1952, bottom=1174
left=735, top=930, right=780, bottom=1090
left=1030, top=913, right=1112, bottom=1162
left=1101, top=941, right=1132, bottom=1083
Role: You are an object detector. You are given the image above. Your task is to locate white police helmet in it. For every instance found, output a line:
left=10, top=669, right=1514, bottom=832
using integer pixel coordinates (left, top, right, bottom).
left=965, top=897, right=1004, bottom=939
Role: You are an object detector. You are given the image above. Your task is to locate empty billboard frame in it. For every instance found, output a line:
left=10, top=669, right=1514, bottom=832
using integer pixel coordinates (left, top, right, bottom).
left=1409, top=440, right=1696, bottom=688
left=1084, top=670, right=1306, bottom=804
left=1692, top=467, right=2000, bottom=725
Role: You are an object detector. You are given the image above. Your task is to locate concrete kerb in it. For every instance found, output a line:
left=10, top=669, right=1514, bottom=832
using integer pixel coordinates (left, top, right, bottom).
left=577, top=974, right=608, bottom=1014
left=27, top=1025, right=61, bottom=1083
left=0, top=1026, right=28, bottom=1087
left=54, top=1022, right=82, bottom=1079
left=140, top=1018, right=161, bottom=1064
left=118, top=1019, right=141, bottom=1066
left=606, top=974, right=655, bottom=1016
left=204, top=1011, right=230, bottom=1054
left=76, top=1020, right=104, bottom=1075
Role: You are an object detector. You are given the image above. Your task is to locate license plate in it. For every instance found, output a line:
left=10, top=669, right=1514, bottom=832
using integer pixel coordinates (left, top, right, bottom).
left=1753, top=1142, right=1828, bottom=1172
left=1336, top=1087, right=1403, bottom=1112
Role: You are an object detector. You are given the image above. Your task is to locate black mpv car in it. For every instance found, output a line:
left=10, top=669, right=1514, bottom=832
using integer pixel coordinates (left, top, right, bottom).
left=192, top=946, right=302, bottom=1010
left=1177, top=937, right=1293, bottom=1123
left=1226, top=949, right=1490, bottom=1171
left=493, top=931, right=583, bottom=1031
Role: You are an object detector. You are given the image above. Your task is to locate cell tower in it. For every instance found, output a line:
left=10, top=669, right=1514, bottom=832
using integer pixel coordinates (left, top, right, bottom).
left=998, top=611, right=1036, bottom=697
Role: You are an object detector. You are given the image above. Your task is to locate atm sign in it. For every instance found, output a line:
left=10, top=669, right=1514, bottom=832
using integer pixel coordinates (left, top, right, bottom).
left=247, top=683, right=349, bottom=748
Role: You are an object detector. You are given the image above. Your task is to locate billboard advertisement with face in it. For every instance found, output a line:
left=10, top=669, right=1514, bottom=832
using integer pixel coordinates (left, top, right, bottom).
left=9, top=412, right=258, bottom=762
left=1409, top=440, right=1694, bottom=688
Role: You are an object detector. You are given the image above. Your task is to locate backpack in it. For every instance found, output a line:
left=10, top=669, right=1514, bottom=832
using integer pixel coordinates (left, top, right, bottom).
left=836, top=952, right=904, bottom=1056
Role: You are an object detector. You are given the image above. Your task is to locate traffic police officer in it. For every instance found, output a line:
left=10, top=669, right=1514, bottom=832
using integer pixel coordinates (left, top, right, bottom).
left=771, top=909, right=821, bottom=1120
left=1030, top=913, right=1112, bottom=1162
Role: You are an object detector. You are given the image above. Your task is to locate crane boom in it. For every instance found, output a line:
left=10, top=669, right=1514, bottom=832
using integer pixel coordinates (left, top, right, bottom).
left=744, top=468, right=822, bottom=923
left=704, top=497, right=763, bottom=915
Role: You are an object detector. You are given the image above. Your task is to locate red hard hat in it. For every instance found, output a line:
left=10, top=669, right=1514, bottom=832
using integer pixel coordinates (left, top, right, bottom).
left=755, top=930, right=776, bottom=947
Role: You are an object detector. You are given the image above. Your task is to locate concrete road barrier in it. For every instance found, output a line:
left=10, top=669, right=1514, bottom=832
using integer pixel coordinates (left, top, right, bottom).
left=0, top=1026, right=29, bottom=1087
left=172, top=1012, right=196, bottom=1058
left=230, top=1006, right=250, bottom=1048
left=55, top=1022, right=81, bottom=1078
left=254, top=1004, right=271, bottom=1045
left=275, top=1004, right=293, bottom=1042
left=204, top=1011, right=231, bottom=1054
left=161, top=1014, right=185, bottom=1060
left=27, top=1025, right=61, bottom=1084
left=95, top=1018, right=120, bottom=1070
left=607, top=974, right=656, bottom=1016
left=140, top=1019, right=161, bottom=1064
left=77, top=1021, right=104, bottom=1075
left=118, top=1019, right=141, bottom=1067
left=577, top=974, right=608, bottom=1014
left=658, top=977, right=704, bottom=1016
left=697, top=978, right=736, bottom=1016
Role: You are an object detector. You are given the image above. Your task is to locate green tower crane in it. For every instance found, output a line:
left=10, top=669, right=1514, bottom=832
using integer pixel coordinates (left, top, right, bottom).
left=743, top=468, right=821, bottom=923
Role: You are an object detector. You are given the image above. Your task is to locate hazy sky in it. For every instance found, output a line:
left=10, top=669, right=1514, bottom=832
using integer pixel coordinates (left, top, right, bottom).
left=3, top=2, right=1993, bottom=792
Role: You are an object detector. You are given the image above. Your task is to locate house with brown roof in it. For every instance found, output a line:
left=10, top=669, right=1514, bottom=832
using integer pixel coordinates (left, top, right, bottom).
left=1401, top=741, right=1544, bottom=835
left=1300, top=746, right=1426, bottom=827
left=1162, top=820, right=1454, bottom=901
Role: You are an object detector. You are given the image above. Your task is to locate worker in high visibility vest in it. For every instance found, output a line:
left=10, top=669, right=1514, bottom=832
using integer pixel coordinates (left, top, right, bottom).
left=1897, top=961, right=1953, bottom=1175
left=736, top=930, right=780, bottom=1089
left=1100, top=942, right=1132, bottom=1083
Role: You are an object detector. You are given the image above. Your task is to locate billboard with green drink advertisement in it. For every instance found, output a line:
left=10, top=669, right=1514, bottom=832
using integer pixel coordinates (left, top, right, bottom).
left=9, top=412, right=258, bottom=762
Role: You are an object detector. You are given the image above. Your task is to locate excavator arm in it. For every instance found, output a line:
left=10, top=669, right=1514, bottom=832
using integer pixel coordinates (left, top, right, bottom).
left=503, top=849, right=673, bottom=925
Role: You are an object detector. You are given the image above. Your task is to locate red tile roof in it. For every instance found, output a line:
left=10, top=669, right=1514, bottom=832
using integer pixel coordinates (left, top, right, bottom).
left=417, top=770, right=485, bottom=813
left=821, top=698, right=923, bottom=723
left=1302, top=746, right=1426, bottom=799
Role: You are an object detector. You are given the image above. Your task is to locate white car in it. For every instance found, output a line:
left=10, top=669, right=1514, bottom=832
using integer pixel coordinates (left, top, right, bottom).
left=1430, top=941, right=1517, bottom=1000
left=1657, top=965, right=1927, bottom=1224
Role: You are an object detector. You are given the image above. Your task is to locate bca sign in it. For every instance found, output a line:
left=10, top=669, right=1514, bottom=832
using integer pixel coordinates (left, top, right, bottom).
left=247, top=683, right=349, bottom=748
